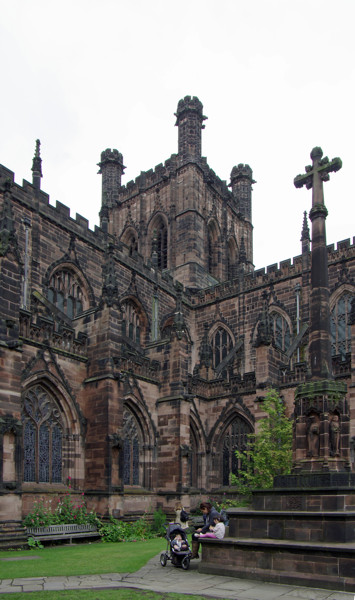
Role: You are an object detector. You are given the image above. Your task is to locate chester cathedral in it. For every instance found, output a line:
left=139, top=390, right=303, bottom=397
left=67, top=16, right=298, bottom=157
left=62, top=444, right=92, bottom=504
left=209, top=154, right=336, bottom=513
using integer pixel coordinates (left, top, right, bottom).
left=0, top=96, right=354, bottom=523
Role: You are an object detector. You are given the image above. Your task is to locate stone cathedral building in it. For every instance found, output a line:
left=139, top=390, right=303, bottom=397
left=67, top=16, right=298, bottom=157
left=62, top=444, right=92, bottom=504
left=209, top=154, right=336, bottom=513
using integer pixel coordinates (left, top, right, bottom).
left=0, top=96, right=354, bottom=523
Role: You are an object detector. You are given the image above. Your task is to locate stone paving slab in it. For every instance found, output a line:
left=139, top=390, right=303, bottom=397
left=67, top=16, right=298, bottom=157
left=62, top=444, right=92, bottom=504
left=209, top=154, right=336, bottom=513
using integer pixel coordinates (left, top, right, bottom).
left=1, top=553, right=355, bottom=599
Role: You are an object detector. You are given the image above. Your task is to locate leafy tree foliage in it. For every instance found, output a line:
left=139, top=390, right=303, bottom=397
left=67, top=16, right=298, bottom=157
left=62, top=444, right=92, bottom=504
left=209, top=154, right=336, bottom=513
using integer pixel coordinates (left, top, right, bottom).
left=230, top=388, right=293, bottom=495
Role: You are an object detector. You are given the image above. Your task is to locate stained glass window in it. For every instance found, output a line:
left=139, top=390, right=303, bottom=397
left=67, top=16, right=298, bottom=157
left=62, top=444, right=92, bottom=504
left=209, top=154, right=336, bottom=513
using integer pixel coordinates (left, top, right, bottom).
left=270, top=313, right=291, bottom=352
left=157, top=223, right=167, bottom=269
left=123, top=408, right=140, bottom=486
left=22, top=386, right=63, bottom=484
left=121, top=301, right=141, bottom=345
left=222, top=417, right=252, bottom=486
left=211, top=327, right=232, bottom=369
left=189, top=426, right=200, bottom=488
left=47, top=268, right=86, bottom=318
left=331, top=293, right=353, bottom=358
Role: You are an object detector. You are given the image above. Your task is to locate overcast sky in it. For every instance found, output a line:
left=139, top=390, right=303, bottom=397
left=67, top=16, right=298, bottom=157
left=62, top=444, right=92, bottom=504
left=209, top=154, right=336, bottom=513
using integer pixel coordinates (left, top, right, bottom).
left=1, top=0, right=354, bottom=270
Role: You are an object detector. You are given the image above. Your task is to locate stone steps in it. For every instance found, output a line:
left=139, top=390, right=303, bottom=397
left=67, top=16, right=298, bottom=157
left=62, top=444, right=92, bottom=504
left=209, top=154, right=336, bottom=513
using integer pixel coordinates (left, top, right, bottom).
left=0, top=521, right=28, bottom=550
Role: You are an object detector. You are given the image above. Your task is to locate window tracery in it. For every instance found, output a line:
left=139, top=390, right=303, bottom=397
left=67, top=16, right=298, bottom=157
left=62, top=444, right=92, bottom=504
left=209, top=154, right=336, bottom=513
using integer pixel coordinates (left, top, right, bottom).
left=121, top=301, right=141, bottom=345
left=270, top=312, right=291, bottom=352
left=331, top=292, right=353, bottom=358
left=222, top=416, right=252, bottom=486
left=157, top=222, right=167, bottom=269
left=22, top=385, right=63, bottom=483
left=47, top=268, right=86, bottom=318
left=211, top=326, right=233, bottom=369
left=123, top=408, right=140, bottom=486
left=189, top=425, right=200, bottom=488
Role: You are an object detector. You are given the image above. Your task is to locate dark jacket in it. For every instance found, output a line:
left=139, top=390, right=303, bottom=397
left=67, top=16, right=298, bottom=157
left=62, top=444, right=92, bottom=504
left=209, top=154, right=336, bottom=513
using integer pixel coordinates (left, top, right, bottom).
left=201, top=507, right=220, bottom=534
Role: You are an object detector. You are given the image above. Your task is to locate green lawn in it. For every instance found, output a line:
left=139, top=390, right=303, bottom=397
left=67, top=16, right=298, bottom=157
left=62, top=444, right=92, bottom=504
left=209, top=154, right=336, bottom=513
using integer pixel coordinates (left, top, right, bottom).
left=0, top=541, right=212, bottom=600
left=0, top=539, right=164, bottom=579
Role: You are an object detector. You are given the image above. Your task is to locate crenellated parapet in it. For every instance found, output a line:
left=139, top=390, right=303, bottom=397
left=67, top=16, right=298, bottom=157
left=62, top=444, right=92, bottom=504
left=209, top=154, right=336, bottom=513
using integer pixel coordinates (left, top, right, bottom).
left=19, top=309, right=88, bottom=360
left=115, top=152, right=232, bottom=204
left=0, top=165, right=107, bottom=247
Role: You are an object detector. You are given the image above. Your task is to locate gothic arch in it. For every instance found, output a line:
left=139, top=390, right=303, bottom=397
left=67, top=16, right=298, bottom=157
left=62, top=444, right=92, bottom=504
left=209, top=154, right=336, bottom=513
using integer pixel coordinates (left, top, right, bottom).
left=227, top=236, right=238, bottom=280
left=211, top=407, right=254, bottom=487
left=189, top=413, right=206, bottom=490
left=44, top=261, right=95, bottom=317
left=330, top=284, right=355, bottom=358
left=120, top=226, right=139, bottom=258
left=21, top=375, right=84, bottom=486
left=208, top=321, right=235, bottom=371
left=206, top=218, right=221, bottom=279
left=120, top=296, right=148, bottom=346
left=147, top=212, right=169, bottom=270
left=268, top=307, right=292, bottom=353
left=122, top=396, right=156, bottom=489
left=330, top=283, right=355, bottom=310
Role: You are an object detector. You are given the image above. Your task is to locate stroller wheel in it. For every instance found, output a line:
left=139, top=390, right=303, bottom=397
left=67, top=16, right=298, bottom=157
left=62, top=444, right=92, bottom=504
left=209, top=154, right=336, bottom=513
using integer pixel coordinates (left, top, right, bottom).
left=160, top=552, right=167, bottom=567
left=181, top=556, right=190, bottom=570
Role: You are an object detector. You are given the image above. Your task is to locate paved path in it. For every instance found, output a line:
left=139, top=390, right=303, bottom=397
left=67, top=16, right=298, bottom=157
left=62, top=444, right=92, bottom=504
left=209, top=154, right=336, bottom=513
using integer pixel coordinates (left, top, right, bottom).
left=0, top=554, right=353, bottom=599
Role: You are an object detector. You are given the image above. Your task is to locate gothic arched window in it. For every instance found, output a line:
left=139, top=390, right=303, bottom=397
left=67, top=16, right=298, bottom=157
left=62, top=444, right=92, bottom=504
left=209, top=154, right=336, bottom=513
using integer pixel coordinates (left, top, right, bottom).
left=121, top=301, right=141, bottom=345
left=123, top=408, right=140, bottom=486
left=211, top=327, right=233, bottom=370
left=227, top=238, right=237, bottom=280
left=222, top=416, right=252, bottom=486
left=189, top=425, right=200, bottom=488
left=47, top=268, right=86, bottom=318
left=157, top=223, right=167, bottom=269
left=207, top=222, right=217, bottom=276
left=22, top=386, right=63, bottom=484
left=128, top=235, right=138, bottom=257
left=270, top=312, right=291, bottom=352
left=121, top=230, right=138, bottom=258
left=331, top=292, right=353, bottom=358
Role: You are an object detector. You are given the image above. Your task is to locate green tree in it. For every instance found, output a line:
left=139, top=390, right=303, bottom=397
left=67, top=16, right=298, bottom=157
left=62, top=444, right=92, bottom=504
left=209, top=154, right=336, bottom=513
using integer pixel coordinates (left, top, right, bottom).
left=230, top=388, right=293, bottom=495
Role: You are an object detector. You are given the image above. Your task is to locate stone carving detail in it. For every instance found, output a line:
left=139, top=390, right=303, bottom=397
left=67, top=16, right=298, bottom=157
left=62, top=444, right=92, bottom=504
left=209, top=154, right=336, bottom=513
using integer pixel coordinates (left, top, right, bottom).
left=329, top=412, right=340, bottom=456
left=307, top=413, right=320, bottom=457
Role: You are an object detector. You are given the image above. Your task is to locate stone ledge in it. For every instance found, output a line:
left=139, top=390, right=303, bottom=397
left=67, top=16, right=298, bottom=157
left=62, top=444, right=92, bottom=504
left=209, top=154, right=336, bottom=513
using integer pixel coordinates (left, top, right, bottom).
left=199, top=537, right=355, bottom=592
left=199, top=560, right=351, bottom=592
left=200, top=536, right=355, bottom=552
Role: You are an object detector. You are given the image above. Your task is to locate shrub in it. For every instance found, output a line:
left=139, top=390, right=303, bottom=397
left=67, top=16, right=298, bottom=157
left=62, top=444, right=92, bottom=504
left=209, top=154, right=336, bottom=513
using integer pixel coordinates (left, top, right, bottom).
left=99, top=514, right=156, bottom=543
left=230, top=388, right=292, bottom=495
left=151, top=508, right=166, bottom=535
left=23, top=484, right=100, bottom=528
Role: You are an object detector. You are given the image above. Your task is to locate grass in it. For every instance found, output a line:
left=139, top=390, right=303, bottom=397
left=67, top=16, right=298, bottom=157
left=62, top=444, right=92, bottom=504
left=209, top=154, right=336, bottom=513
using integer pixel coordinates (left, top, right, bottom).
left=0, top=591, right=211, bottom=600
left=0, top=539, right=164, bottom=579
left=0, top=541, right=213, bottom=600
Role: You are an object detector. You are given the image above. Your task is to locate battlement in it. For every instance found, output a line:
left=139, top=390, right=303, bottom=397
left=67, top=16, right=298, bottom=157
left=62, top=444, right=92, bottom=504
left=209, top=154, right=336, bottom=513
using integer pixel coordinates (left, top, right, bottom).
left=116, top=154, right=231, bottom=203
left=192, top=254, right=305, bottom=305
left=174, top=95, right=206, bottom=122
left=0, top=165, right=106, bottom=246
left=327, top=238, right=355, bottom=256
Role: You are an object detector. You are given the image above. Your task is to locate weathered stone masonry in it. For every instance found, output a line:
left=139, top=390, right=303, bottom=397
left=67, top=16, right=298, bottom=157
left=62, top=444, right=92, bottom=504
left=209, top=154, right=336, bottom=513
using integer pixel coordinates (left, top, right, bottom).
left=0, top=96, right=354, bottom=521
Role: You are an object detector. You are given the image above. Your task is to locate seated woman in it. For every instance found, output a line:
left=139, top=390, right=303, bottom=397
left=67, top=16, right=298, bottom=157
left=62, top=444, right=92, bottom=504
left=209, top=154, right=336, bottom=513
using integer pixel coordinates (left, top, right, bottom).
left=191, top=502, right=221, bottom=559
left=194, top=513, right=225, bottom=540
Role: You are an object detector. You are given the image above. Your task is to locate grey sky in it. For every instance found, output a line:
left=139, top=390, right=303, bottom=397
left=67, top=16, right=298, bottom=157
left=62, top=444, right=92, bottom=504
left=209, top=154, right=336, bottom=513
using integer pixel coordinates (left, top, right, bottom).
left=1, top=0, right=354, bottom=269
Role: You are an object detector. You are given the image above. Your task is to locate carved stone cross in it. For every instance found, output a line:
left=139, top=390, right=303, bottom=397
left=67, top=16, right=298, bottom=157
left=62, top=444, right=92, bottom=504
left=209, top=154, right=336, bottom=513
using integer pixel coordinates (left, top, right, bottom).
left=294, top=146, right=342, bottom=207
left=294, top=147, right=342, bottom=381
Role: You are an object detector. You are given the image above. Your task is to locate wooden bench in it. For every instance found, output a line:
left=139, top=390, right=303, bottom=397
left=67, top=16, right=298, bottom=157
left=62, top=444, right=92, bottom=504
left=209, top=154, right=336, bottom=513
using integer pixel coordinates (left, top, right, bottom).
left=26, top=523, right=100, bottom=544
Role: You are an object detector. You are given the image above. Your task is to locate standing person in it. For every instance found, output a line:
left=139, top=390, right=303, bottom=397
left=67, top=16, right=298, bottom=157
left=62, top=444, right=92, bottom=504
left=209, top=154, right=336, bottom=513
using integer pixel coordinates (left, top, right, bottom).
left=175, top=502, right=189, bottom=529
left=191, top=501, right=220, bottom=558
left=194, top=514, right=225, bottom=539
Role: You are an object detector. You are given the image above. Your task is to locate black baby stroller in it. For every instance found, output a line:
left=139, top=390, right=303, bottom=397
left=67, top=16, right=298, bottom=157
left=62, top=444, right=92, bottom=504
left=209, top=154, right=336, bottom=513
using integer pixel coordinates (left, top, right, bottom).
left=160, top=523, right=192, bottom=570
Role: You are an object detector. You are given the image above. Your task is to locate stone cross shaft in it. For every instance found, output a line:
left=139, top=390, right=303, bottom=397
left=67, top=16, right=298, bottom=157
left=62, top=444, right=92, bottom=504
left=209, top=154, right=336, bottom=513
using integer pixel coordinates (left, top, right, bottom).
left=294, top=147, right=342, bottom=381
left=294, top=146, right=342, bottom=207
